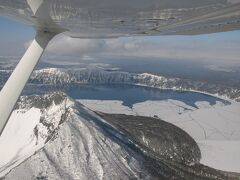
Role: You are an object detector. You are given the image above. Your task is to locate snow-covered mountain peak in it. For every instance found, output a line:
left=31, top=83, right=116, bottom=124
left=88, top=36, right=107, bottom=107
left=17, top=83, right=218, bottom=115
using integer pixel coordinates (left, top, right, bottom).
left=34, top=68, right=68, bottom=76
left=0, top=92, right=154, bottom=179
left=0, top=92, right=74, bottom=177
left=0, top=92, right=239, bottom=179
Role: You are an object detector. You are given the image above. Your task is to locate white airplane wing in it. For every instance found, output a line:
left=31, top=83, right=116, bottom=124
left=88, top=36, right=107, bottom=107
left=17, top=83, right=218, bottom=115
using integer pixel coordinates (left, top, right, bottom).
left=0, top=0, right=240, bottom=134
left=1, top=0, right=240, bottom=38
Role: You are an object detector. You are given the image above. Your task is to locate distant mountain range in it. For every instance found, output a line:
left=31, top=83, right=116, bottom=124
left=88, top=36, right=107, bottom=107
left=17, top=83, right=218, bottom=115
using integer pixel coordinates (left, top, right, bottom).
left=27, top=67, right=240, bottom=102
left=1, top=67, right=239, bottom=102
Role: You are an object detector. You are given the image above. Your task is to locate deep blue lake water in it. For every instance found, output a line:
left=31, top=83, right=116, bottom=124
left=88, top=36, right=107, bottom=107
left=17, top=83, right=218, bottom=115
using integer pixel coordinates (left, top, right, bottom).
left=68, top=84, right=229, bottom=108
left=24, top=84, right=229, bottom=108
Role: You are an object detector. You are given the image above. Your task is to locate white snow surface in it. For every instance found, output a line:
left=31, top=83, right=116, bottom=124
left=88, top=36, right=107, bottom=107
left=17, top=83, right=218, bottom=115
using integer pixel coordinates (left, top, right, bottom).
left=0, top=108, right=42, bottom=177
left=78, top=99, right=240, bottom=173
left=1, top=94, right=151, bottom=180
left=0, top=95, right=74, bottom=178
left=4, top=110, right=146, bottom=180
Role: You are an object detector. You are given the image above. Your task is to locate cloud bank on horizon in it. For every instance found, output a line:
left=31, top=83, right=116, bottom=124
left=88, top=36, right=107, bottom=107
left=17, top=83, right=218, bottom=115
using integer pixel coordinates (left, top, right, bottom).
left=44, top=33, right=240, bottom=64
left=1, top=16, right=240, bottom=64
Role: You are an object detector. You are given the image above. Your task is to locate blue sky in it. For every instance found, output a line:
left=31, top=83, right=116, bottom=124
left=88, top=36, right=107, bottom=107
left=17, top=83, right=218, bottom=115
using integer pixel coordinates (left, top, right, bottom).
left=0, top=16, right=34, bottom=56
left=1, top=16, right=240, bottom=65
left=0, top=16, right=34, bottom=40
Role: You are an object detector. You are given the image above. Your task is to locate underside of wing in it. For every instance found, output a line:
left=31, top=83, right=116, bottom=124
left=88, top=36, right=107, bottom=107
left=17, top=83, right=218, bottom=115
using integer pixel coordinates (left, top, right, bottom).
left=0, top=0, right=240, bottom=37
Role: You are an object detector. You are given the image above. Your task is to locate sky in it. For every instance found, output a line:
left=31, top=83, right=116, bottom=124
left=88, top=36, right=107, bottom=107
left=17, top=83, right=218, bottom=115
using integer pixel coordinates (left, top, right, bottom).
left=1, top=16, right=240, bottom=66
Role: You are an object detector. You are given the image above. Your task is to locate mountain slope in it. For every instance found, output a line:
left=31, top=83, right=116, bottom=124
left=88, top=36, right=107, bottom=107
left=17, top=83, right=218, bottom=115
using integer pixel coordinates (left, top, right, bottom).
left=0, top=92, right=73, bottom=177
left=0, top=93, right=152, bottom=179
left=1, top=93, right=239, bottom=180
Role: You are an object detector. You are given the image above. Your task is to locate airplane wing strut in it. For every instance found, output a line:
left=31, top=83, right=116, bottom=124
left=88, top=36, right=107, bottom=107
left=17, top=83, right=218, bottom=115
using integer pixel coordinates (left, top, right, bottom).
left=0, top=31, right=56, bottom=135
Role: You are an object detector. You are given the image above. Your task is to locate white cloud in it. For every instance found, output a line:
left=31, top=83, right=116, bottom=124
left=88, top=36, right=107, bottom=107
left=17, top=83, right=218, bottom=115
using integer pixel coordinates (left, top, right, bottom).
left=47, top=35, right=106, bottom=54
left=39, top=33, right=240, bottom=64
